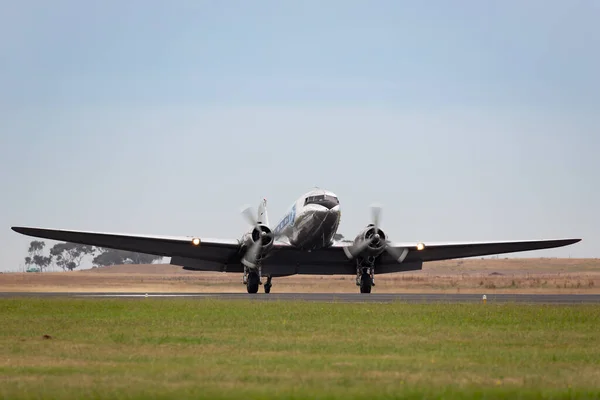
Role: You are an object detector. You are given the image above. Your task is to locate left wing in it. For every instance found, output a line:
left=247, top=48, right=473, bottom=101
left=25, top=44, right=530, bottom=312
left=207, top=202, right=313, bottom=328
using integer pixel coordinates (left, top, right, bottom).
left=11, top=226, right=243, bottom=264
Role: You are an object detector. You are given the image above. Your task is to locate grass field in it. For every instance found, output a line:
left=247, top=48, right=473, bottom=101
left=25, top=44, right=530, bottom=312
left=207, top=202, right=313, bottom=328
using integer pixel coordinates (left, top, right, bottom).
left=2, top=298, right=600, bottom=399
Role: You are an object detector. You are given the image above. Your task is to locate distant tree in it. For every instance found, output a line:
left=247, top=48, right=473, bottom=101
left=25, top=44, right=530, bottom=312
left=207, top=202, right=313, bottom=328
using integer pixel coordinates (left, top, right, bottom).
left=50, top=242, right=95, bottom=271
left=33, top=254, right=53, bottom=271
left=26, top=240, right=52, bottom=272
left=28, top=240, right=45, bottom=257
left=91, top=250, right=126, bottom=267
left=92, top=248, right=163, bottom=267
left=333, top=233, right=344, bottom=241
left=23, top=240, right=164, bottom=271
left=126, top=252, right=163, bottom=264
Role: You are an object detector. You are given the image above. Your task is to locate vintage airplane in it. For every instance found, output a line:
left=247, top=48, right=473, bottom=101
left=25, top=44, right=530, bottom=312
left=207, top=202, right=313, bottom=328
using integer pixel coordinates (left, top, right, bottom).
left=11, top=188, right=581, bottom=294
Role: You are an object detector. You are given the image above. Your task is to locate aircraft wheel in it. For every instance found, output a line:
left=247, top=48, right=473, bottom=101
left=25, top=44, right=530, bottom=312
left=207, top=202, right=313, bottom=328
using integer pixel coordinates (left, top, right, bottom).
left=247, top=272, right=260, bottom=294
left=360, top=272, right=372, bottom=294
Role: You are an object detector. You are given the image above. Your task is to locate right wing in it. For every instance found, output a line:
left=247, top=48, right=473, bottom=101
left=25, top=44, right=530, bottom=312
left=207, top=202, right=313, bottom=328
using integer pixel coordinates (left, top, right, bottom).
left=379, top=238, right=582, bottom=264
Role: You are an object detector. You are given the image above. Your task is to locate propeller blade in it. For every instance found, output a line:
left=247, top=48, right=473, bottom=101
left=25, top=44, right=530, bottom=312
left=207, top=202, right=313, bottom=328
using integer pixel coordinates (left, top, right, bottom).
left=241, top=205, right=258, bottom=227
left=244, top=238, right=263, bottom=268
left=370, top=203, right=382, bottom=230
left=384, top=244, right=406, bottom=262
left=347, top=236, right=375, bottom=258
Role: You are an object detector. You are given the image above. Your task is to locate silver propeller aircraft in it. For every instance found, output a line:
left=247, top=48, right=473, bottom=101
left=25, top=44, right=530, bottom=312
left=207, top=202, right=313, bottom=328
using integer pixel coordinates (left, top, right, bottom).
left=11, top=188, right=581, bottom=294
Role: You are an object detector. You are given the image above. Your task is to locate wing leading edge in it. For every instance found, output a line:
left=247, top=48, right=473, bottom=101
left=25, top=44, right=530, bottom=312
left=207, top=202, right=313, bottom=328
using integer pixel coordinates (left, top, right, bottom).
left=11, top=226, right=242, bottom=264
left=378, top=238, right=582, bottom=264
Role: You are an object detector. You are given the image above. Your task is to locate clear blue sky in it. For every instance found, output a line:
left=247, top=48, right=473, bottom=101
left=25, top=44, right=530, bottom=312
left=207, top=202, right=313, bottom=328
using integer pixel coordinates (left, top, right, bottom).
left=1, top=0, right=598, bottom=271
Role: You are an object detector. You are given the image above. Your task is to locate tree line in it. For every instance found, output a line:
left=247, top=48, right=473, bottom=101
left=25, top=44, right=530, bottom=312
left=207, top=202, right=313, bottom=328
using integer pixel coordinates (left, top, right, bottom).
left=24, top=240, right=163, bottom=272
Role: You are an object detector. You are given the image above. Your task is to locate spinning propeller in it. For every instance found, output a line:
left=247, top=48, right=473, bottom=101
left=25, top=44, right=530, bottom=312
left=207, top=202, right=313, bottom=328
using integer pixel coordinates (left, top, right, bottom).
left=240, top=205, right=278, bottom=268
left=346, top=203, right=408, bottom=262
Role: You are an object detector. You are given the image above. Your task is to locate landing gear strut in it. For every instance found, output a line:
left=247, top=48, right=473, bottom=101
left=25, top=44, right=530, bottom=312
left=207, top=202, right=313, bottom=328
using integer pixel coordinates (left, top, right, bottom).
left=356, top=261, right=375, bottom=294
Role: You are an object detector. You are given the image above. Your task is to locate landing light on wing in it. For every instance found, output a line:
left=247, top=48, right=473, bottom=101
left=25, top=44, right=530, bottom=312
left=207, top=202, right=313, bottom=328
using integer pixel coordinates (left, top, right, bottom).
left=191, top=238, right=201, bottom=246
left=416, top=242, right=425, bottom=251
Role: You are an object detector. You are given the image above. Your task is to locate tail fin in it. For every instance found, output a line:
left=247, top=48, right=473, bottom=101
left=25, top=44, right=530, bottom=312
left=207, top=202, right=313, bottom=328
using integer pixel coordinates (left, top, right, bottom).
left=257, top=198, right=269, bottom=226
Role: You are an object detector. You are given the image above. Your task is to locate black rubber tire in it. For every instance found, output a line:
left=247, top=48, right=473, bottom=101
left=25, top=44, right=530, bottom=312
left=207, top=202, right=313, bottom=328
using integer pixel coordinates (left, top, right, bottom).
left=247, top=283, right=259, bottom=294
left=247, top=272, right=260, bottom=294
left=360, top=273, right=372, bottom=293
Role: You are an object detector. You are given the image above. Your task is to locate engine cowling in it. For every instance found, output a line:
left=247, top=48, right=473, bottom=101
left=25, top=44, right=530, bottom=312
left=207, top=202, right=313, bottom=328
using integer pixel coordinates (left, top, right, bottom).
left=242, top=224, right=274, bottom=259
left=352, top=224, right=387, bottom=257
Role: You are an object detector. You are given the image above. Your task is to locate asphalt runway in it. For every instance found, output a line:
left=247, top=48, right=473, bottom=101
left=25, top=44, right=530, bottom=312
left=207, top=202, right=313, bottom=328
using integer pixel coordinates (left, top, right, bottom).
left=1, top=292, right=600, bottom=303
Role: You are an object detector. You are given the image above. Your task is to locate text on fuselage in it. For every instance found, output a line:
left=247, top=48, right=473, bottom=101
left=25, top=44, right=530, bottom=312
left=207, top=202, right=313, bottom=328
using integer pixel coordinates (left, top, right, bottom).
left=274, top=205, right=296, bottom=234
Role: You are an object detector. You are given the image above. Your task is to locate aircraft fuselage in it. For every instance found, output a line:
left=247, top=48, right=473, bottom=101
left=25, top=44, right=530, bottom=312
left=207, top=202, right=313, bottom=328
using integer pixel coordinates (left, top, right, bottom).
left=272, top=188, right=341, bottom=250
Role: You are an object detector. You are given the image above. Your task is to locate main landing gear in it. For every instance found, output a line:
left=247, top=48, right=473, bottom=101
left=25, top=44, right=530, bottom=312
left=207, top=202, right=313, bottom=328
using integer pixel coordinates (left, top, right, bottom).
left=245, top=270, right=260, bottom=293
left=356, top=261, right=375, bottom=294
left=243, top=265, right=272, bottom=294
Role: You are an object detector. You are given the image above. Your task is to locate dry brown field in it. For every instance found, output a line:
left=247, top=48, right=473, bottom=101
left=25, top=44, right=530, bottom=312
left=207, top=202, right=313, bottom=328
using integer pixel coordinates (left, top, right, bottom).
left=2, top=257, right=599, bottom=294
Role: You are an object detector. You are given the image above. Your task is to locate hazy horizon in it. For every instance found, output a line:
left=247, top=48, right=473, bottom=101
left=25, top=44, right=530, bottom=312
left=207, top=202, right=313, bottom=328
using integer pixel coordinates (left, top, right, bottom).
left=1, top=1, right=598, bottom=272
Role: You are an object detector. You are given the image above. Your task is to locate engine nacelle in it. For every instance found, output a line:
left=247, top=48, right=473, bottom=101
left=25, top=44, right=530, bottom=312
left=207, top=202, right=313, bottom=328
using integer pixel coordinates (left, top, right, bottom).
left=352, top=224, right=387, bottom=258
left=242, top=224, right=274, bottom=260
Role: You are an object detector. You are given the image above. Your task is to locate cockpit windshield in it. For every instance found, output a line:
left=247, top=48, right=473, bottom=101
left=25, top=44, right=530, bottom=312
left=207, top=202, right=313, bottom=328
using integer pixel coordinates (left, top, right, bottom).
left=304, top=194, right=339, bottom=208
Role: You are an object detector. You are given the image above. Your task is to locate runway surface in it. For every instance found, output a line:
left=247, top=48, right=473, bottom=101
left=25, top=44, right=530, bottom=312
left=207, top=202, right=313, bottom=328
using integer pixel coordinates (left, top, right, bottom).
left=1, top=292, right=600, bottom=303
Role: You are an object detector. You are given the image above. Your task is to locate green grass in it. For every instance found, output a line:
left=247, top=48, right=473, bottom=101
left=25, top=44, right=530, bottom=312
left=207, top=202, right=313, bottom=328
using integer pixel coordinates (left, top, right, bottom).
left=1, top=298, right=600, bottom=399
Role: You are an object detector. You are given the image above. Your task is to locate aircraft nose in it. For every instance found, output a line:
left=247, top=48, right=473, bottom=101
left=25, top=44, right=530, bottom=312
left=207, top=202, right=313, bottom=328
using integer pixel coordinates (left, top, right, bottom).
left=320, top=199, right=339, bottom=210
left=314, top=206, right=340, bottom=223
